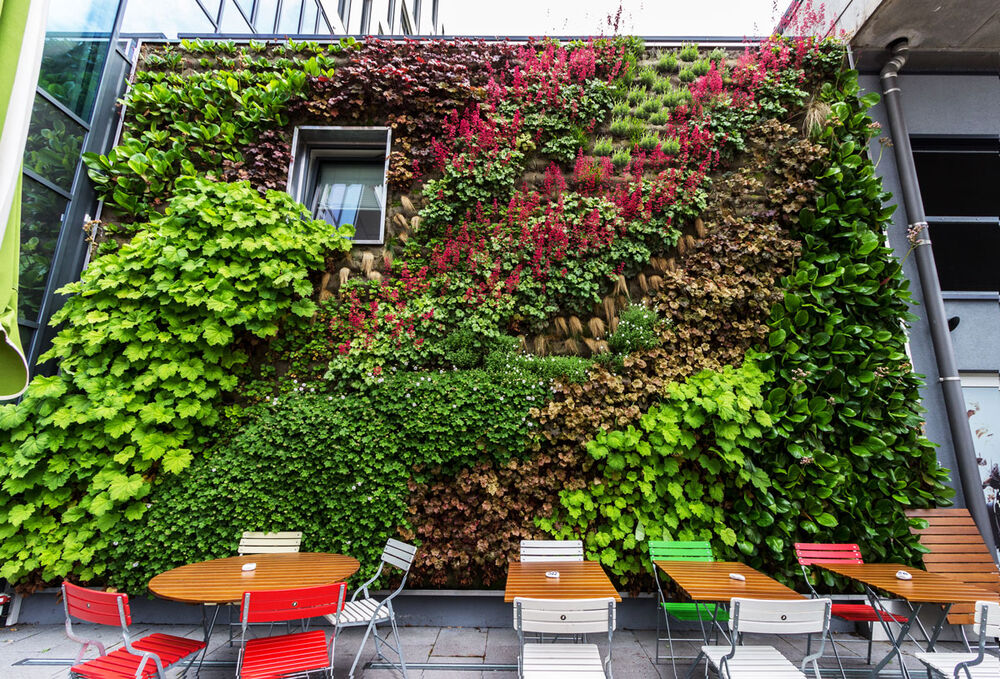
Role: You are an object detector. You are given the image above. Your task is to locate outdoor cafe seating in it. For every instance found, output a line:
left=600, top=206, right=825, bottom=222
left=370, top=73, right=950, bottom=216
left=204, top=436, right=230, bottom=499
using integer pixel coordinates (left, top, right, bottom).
left=58, top=531, right=1000, bottom=679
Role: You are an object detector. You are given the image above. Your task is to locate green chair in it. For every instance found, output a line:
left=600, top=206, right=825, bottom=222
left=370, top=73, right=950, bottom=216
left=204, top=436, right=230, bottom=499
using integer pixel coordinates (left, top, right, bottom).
left=649, top=540, right=730, bottom=672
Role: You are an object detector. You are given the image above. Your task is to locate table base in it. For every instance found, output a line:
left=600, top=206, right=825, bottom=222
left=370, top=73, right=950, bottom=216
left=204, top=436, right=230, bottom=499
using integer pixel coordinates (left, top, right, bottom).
left=864, top=585, right=952, bottom=679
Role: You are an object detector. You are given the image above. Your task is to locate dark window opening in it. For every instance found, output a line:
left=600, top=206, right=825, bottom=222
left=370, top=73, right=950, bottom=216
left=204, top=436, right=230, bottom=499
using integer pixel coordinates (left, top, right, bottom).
left=913, top=137, right=1000, bottom=217
left=927, top=220, right=1000, bottom=292
left=912, top=137, right=1000, bottom=292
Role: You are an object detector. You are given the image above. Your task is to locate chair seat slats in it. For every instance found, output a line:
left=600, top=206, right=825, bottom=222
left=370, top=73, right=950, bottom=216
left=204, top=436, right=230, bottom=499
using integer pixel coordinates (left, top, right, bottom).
left=240, top=630, right=329, bottom=679
left=523, top=643, right=605, bottom=677
left=324, top=597, right=389, bottom=626
left=914, top=652, right=1000, bottom=678
left=702, top=645, right=806, bottom=679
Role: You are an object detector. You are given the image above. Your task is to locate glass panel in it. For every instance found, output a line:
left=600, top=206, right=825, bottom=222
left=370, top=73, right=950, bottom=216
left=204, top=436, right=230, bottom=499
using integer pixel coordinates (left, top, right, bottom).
left=254, top=0, right=279, bottom=31
left=312, top=161, right=385, bottom=243
left=23, top=96, right=86, bottom=192
left=277, top=0, right=302, bottom=32
left=119, top=0, right=215, bottom=38
left=962, top=382, right=1000, bottom=548
left=929, top=220, right=1000, bottom=292
left=19, top=177, right=69, bottom=322
left=219, top=0, right=253, bottom=32
left=39, top=0, right=119, bottom=119
left=38, top=0, right=118, bottom=120
left=915, top=149, right=1000, bottom=218
left=236, top=0, right=254, bottom=23
left=300, top=0, right=318, bottom=33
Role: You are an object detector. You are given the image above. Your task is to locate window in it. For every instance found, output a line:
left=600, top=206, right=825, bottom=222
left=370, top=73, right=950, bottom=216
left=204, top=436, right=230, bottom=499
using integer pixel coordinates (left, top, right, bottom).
left=287, top=126, right=391, bottom=245
left=912, top=136, right=1000, bottom=292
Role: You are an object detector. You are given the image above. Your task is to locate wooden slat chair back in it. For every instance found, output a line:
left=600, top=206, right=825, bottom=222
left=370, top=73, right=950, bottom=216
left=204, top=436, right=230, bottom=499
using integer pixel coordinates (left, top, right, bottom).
left=519, top=539, right=584, bottom=562
left=793, top=543, right=864, bottom=566
left=690, top=598, right=832, bottom=679
left=62, top=582, right=205, bottom=679
left=649, top=539, right=714, bottom=562
left=915, top=601, right=1000, bottom=678
left=514, top=598, right=616, bottom=677
left=237, top=531, right=303, bottom=555
left=235, top=583, right=346, bottom=679
left=906, top=508, right=1000, bottom=625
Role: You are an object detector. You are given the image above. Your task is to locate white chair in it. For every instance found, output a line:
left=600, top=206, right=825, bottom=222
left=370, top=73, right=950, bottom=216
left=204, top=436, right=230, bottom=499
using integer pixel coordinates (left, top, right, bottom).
left=687, top=597, right=832, bottom=679
left=916, top=601, right=1000, bottom=678
left=520, top=539, right=584, bottom=562
left=324, top=538, right=417, bottom=679
left=237, top=530, right=303, bottom=555
left=514, top=597, right=616, bottom=678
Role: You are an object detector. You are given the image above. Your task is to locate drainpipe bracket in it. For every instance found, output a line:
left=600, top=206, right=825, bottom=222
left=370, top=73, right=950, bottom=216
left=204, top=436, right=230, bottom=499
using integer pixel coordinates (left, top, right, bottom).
left=938, top=376, right=962, bottom=383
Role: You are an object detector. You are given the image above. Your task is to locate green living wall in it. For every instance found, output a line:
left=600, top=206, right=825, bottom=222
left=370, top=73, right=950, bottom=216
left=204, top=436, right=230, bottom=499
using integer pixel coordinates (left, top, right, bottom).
left=0, top=36, right=951, bottom=592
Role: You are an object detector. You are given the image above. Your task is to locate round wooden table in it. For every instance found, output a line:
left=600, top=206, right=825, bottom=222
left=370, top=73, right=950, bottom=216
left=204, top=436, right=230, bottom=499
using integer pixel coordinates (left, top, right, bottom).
left=148, top=552, right=361, bottom=604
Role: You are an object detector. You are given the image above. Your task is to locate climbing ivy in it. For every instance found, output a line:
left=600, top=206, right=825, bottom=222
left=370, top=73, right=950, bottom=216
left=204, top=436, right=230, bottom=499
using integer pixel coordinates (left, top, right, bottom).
left=0, top=178, right=351, bottom=583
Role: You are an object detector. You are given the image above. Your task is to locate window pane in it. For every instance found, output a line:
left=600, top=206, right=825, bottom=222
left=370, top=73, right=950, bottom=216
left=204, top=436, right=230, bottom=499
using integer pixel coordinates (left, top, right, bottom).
left=277, top=0, right=302, bottom=32
left=120, top=0, right=215, bottom=38
left=929, top=220, right=1000, bottom=292
left=220, top=0, right=253, bottom=32
left=19, top=177, right=68, bottom=322
left=39, top=0, right=119, bottom=119
left=312, top=161, right=385, bottom=242
left=300, top=0, right=318, bottom=33
left=254, top=0, right=279, bottom=31
left=24, top=95, right=86, bottom=191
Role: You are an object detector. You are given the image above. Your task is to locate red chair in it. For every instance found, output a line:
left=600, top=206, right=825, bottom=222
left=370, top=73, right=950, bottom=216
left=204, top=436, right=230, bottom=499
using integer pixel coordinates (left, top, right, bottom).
left=794, top=543, right=910, bottom=677
left=236, top=582, right=347, bottom=679
left=62, top=581, right=205, bottom=679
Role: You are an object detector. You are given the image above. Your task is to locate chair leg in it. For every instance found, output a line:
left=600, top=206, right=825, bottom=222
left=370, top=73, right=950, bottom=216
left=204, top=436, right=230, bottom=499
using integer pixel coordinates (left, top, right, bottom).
left=829, top=629, right=848, bottom=679
left=866, top=623, right=873, bottom=665
left=389, top=612, right=409, bottom=679
left=683, top=651, right=706, bottom=679
left=348, top=619, right=377, bottom=679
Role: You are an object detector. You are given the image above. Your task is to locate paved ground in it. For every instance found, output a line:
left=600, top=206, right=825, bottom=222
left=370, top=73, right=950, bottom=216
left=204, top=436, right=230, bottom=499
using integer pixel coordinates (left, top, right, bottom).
left=0, top=621, right=980, bottom=678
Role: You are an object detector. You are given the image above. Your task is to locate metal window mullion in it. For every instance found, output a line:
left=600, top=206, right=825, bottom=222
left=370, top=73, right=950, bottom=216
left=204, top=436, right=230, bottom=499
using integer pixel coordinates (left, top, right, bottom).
left=925, top=216, right=1000, bottom=224
left=33, top=89, right=91, bottom=131
left=21, top=168, right=74, bottom=200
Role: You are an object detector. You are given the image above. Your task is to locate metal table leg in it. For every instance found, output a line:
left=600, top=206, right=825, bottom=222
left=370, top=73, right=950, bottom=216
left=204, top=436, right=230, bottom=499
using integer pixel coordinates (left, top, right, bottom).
left=191, top=604, right=221, bottom=678
left=864, top=586, right=916, bottom=679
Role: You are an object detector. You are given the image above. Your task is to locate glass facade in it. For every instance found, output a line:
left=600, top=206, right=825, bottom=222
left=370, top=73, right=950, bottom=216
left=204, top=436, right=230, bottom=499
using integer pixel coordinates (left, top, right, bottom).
left=17, top=0, right=131, bottom=372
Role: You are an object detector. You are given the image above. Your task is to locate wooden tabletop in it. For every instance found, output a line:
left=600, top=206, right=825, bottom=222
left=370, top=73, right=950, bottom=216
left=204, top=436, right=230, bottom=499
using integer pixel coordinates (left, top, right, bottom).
left=654, top=561, right=804, bottom=602
left=817, top=562, right=1000, bottom=604
left=148, top=552, right=360, bottom=604
left=504, top=561, right=622, bottom=603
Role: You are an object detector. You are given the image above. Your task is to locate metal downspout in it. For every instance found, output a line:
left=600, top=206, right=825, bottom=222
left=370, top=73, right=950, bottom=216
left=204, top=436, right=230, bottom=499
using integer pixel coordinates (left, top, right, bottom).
left=879, top=39, right=999, bottom=561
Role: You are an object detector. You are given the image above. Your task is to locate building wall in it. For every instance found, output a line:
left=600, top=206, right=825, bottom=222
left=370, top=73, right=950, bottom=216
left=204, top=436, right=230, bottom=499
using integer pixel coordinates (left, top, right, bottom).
left=861, top=71, right=1000, bottom=507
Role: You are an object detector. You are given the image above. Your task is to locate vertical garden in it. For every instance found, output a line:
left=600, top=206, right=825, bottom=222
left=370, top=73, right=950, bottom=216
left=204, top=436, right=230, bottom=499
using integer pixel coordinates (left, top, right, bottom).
left=0, top=35, right=951, bottom=592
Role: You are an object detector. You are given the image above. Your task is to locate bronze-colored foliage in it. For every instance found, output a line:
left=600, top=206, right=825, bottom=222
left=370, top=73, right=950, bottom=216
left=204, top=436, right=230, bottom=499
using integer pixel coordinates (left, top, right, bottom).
left=403, top=124, right=824, bottom=587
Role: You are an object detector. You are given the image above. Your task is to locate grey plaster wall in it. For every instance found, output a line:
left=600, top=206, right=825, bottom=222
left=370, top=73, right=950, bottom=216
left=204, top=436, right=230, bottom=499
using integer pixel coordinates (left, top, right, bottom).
left=943, top=295, right=1000, bottom=372
left=859, top=72, right=1000, bottom=506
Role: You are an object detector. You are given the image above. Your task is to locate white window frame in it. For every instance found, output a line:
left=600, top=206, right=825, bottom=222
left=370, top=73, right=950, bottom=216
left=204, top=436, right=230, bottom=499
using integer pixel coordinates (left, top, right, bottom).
left=286, top=126, right=392, bottom=245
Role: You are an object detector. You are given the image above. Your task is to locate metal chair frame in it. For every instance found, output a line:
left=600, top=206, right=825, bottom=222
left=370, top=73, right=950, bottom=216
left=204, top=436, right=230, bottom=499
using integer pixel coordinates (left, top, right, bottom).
left=687, top=597, right=832, bottom=679
left=326, top=538, right=416, bottom=679
left=63, top=582, right=203, bottom=679
left=235, top=582, right=346, bottom=679
left=649, top=540, right=727, bottom=676
left=915, top=601, right=1000, bottom=679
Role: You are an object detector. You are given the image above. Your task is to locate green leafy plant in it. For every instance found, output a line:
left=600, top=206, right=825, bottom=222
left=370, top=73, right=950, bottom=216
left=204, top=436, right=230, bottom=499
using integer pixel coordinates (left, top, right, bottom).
left=611, top=148, right=632, bottom=168
left=678, top=44, right=700, bottom=62
left=691, top=59, right=712, bottom=76
left=0, top=178, right=351, bottom=582
left=678, top=68, right=697, bottom=83
left=656, top=53, right=678, bottom=73
left=544, top=357, right=775, bottom=584
left=592, top=137, right=614, bottom=156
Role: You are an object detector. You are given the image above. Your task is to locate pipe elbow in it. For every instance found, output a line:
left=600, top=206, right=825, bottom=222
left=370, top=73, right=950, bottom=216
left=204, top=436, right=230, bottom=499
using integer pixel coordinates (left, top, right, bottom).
left=880, top=39, right=910, bottom=80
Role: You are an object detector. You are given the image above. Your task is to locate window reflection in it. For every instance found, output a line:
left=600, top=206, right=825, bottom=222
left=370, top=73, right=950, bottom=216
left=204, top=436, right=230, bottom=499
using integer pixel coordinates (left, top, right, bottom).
left=311, top=161, right=386, bottom=243
left=24, top=96, right=86, bottom=192
left=19, top=178, right=68, bottom=322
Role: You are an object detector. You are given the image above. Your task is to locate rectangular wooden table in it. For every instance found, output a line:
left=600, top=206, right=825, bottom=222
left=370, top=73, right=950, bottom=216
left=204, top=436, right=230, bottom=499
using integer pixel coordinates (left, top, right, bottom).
left=654, top=560, right=804, bottom=646
left=818, top=562, right=1000, bottom=679
left=504, top=560, right=621, bottom=602
left=654, top=560, right=804, bottom=602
